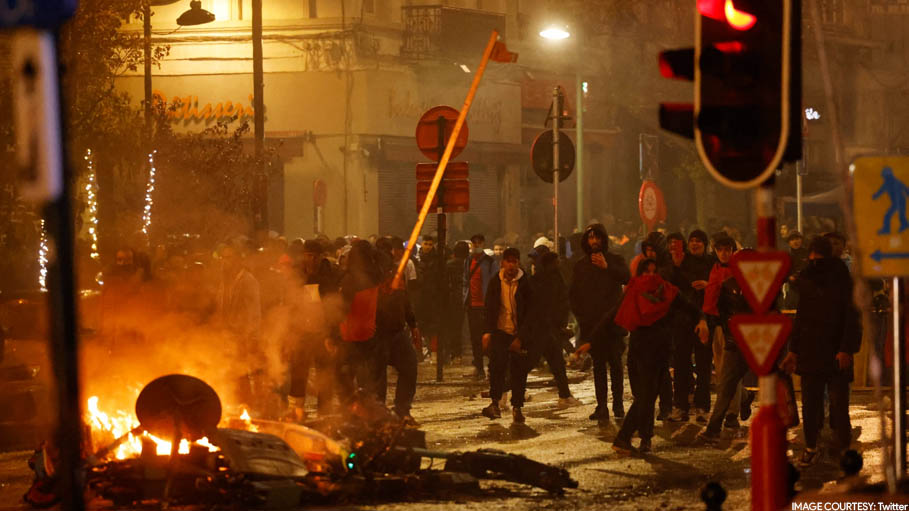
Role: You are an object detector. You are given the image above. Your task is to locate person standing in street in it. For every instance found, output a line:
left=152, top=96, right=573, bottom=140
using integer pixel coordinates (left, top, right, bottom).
left=612, top=259, right=709, bottom=455
left=696, top=237, right=753, bottom=444
left=570, top=223, right=631, bottom=423
left=480, top=248, right=533, bottom=422
left=464, top=234, right=499, bottom=380
left=668, top=230, right=715, bottom=423
left=781, top=236, right=861, bottom=467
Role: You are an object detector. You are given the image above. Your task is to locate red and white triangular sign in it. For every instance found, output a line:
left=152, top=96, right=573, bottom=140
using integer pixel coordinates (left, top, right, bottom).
left=729, top=314, right=792, bottom=376
left=730, top=251, right=791, bottom=314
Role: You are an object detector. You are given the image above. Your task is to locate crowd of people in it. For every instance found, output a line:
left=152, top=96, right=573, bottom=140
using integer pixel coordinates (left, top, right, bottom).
left=91, top=219, right=862, bottom=468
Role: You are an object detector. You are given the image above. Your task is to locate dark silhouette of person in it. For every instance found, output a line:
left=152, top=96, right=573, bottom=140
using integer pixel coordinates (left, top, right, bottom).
left=873, top=166, right=909, bottom=235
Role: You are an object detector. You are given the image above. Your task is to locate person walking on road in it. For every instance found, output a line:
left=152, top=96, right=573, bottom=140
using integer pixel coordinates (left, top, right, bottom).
left=570, top=223, right=631, bottom=423
left=480, top=248, right=533, bottom=423
left=464, top=234, right=499, bottom=380
left=780, top=236, right=862, bottom=467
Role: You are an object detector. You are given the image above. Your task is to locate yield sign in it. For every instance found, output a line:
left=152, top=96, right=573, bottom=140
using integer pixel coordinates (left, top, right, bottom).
left=729, top=314, right=793, bottom=376
left=729, top=250, right=790, bottom=314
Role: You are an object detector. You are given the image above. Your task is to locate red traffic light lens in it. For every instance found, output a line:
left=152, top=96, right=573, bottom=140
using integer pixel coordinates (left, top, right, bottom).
left=698, top=0, right=756, bottom=31
left=724, top=0, right=756, bottom=30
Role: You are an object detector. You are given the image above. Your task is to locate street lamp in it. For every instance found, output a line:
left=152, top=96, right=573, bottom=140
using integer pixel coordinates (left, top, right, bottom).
left=539, top=24, right=585, bottom=232
left=176, top=0, right=216, bottom=26
left=539, top=26, right=571, bottom=40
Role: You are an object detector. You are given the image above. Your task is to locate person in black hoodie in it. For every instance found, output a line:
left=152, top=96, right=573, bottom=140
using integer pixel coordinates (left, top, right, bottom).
left=570, top=223, right=632, bottom=422
left=612, top=259, right=710, bottom=455
left=516, top=251, right=581, bottom=410
left=481, top=248, right=534, bottom=423
left=781, top=236, right=861, bottom=467
left=668, top=230, right=716, bottom=423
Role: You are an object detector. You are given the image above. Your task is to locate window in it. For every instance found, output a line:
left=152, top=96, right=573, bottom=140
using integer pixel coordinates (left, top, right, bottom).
left=308, top=0, right=317, bottom=18
left=363, top=0, right=374, bottom=14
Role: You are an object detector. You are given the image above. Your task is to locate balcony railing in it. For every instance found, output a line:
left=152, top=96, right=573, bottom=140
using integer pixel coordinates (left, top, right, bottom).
left=401, top=5, right=506, bottom=59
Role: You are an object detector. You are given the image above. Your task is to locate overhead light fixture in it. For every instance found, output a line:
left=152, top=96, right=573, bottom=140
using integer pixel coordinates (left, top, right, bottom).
left=459, top=64, right=471, bottom=73
left=539, top=26, right=571, bottom=40
left=177, top=0, right=215, bottom=26
left=805, top=107, right=820, bottom=120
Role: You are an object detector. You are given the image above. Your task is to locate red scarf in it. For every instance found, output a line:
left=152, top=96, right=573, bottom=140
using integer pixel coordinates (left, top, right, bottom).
left=614, top=274, right=679, bottom=332
left=702, top=263, right=734, bottom=316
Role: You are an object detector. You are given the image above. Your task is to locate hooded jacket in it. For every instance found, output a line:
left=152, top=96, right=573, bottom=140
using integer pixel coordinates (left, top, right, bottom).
left=484, top=268, right=533, bottom=340
left=462, top=252, right=499, bottom=307
left=790, top=257, right=862, bottom=377
left=527, top=261, right=571, bottom=345
left=569, top=224, right=631, bottom=340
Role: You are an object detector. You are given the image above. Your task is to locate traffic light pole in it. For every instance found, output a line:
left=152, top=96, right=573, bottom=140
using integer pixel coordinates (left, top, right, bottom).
left=552, top=86, right=562, bottom=254
left=751, top=179, right=789, bottom=511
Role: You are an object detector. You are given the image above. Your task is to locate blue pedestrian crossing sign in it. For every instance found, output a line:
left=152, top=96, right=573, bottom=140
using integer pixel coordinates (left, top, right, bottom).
left=854, top=156, right=909, bottom=277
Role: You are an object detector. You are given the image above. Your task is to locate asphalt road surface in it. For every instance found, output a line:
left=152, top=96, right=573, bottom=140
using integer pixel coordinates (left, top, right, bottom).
left=0, top=358, right=889, bottom=510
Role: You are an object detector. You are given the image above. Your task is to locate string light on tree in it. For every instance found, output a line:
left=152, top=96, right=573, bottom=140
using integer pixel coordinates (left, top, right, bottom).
left=85, top=148, right=99, bottom=260
left=142, top=150, right=157, bottom=235
left=38, top=219, right=48, bottom=292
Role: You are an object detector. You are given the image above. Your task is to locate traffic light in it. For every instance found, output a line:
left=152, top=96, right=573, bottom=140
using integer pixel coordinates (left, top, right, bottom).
left=659, top=0, right=801, bottom=189
left=696, top=0, right=799, bottom=188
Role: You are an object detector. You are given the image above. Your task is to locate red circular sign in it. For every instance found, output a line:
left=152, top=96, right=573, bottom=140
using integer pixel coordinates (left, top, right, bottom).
left=638, top=180, right=667, bottom=231
left=415, top=106, right=468, bottom=161
left=313, top=179, right=327, bottom=207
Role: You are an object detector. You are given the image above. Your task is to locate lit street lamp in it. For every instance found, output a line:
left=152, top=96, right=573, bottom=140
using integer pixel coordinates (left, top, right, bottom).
left=539, top=26, right=571, bottom=40
left=176, top=0, right=216, bottom=26
left=539, top=24, right=585, bottom=232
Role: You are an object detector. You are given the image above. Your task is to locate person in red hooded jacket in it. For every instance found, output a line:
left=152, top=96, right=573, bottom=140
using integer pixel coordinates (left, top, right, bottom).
left=612, top=259, right=709, bottom=456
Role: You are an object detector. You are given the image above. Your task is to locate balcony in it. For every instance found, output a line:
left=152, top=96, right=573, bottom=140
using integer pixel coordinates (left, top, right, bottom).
left=401, top=5, right=506, bottom=59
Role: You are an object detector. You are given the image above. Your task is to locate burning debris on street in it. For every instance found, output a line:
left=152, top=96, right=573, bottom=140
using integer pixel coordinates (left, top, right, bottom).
left=24, top=374, right=577, bottom=509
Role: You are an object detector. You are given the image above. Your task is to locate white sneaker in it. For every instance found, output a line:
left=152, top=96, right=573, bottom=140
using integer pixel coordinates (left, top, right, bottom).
left=557, top=396, right=582, bottom=409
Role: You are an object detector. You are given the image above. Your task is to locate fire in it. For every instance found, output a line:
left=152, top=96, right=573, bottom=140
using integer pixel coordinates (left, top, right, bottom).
left=86, top=396, right=219, bottom=460
left=239, top=409, right=259, bottom=432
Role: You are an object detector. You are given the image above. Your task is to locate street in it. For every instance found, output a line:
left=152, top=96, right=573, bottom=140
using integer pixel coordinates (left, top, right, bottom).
left=0, top=358, right=887, bottom=510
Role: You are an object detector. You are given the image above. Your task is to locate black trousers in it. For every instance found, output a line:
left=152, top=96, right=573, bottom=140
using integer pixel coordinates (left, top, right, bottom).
left=488, top=330, right=524, bottom=406
left=800, top=371, right=852, bottom=449
left=442, top=303, right=465, bottom=359
left=617, top=328, right=671, bottom=443
left=337, top=338, right=381, bottom=403
left=588, top=327, right=626, bottom=416
left=288, top=336, right=333, bottom=415
left=509, top=330, right=572, bottom=408
left=377, top=329, right=418, bottom=416
left=467, top=307, right=487, bottom=372
left=672, top=324, right=713, bottom=412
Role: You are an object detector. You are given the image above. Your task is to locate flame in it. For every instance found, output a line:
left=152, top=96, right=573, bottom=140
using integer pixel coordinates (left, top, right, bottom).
left=86, top=396, right=218, bottom=460
left=239, top=409, right=259, bottom=432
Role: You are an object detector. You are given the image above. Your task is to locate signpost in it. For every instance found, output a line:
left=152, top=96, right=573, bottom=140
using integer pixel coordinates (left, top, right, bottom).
left=853, top=155, right=909, bottom=478
left=415, top=106, right=470, bottom=381
left=530, top=87, right=574, bottom=254
left=313, top=179, right=326, bottom=234
left=8, top=4, right=80, bottom=510
left=727, top=247, right=791, bottom=511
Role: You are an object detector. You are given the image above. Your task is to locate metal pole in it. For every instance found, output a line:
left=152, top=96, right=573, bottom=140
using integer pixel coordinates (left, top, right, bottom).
left=894, top=276, right=905, bottom=480
left=552, top=86, right=561, bottom=254
left=436, top=116, right=447, bottom=382
left=575, top=73, right=584, bottom=231
left=143, top=3, right=152, bottom=136
left=252, top=0, right=266, bottom=231
left=796, top=166, right=803, bottom=234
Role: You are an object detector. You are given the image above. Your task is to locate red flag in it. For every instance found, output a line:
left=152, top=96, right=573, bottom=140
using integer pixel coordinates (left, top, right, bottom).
left=490, top=41, right=518, bottom=63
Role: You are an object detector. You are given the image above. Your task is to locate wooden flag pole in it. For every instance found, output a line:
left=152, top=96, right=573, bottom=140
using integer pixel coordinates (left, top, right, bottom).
left=392, top=30, right=500, bottom=289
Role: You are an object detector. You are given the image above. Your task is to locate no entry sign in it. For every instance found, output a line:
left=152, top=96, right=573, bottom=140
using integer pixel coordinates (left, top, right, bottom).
left=638, top=180, right=666, bottom=231
left=415, top=106, right=468, bottom=161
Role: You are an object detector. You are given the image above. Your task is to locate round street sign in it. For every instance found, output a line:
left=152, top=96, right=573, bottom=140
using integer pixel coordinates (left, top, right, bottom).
left=638, top=180, right=667, bottom=230
left=415, top=106, right=468, bottom=161
left=531, top=131, right=575, bottom=183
